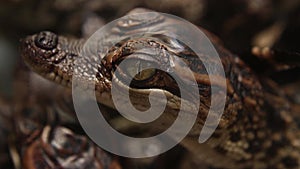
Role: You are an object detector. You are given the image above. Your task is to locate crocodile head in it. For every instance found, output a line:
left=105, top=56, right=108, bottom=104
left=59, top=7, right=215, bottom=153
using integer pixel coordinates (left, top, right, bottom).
left=21, top=31, right=87, bottom=88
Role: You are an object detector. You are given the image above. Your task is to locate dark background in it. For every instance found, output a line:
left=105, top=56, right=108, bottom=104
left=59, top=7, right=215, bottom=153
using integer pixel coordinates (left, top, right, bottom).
left=0, top=0, right=299, bottom=168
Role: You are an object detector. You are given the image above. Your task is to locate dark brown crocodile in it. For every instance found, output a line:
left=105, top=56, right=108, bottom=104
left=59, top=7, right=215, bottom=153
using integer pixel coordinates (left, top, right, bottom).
left=20, top=9, right=300, bottom=169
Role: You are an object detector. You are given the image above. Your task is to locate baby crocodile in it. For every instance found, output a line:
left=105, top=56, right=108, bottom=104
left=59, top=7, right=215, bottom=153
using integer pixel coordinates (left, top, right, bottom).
left=20, top=9, right=300, bottom=169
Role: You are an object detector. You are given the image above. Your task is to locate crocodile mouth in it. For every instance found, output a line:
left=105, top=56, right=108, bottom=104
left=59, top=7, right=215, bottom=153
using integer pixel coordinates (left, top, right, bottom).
left=41, top=71, right=72, bottom=87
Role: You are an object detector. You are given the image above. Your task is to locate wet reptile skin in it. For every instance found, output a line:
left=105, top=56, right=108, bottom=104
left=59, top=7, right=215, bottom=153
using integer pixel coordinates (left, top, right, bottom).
left=20, top=9, right=300, bottom=169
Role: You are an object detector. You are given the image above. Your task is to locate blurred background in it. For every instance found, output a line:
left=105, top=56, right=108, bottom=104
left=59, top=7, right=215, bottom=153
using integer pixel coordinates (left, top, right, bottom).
left=0, top=0, right=299, bottom=168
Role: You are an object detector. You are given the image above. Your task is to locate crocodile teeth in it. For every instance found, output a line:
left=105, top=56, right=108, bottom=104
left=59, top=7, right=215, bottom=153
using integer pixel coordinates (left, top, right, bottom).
left=55, top=76, right=62, bottom=83
left=57, top=69, right=64, bottom=77
left=48, top=72, right=56, bottom=81
left=61, top=79, right=68, bottom=86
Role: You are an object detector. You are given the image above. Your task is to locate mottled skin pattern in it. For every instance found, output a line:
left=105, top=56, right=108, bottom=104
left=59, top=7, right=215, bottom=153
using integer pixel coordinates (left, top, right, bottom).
left=20, top=9, right=300, bottom=169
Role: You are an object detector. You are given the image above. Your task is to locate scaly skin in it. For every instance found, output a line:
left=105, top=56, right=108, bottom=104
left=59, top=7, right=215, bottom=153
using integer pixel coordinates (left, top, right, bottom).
left=20, top=9, right=300, bottom=169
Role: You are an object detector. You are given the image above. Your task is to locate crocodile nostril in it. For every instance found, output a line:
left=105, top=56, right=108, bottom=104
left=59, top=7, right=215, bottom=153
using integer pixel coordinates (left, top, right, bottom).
left=34, top=31, right=58, bottom=50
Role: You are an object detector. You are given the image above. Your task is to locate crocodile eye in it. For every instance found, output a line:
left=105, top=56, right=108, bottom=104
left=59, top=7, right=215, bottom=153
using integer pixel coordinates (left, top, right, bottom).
left=121, top=59, right=156, bottom=81
left=34, top=31, right=58, bottom=50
